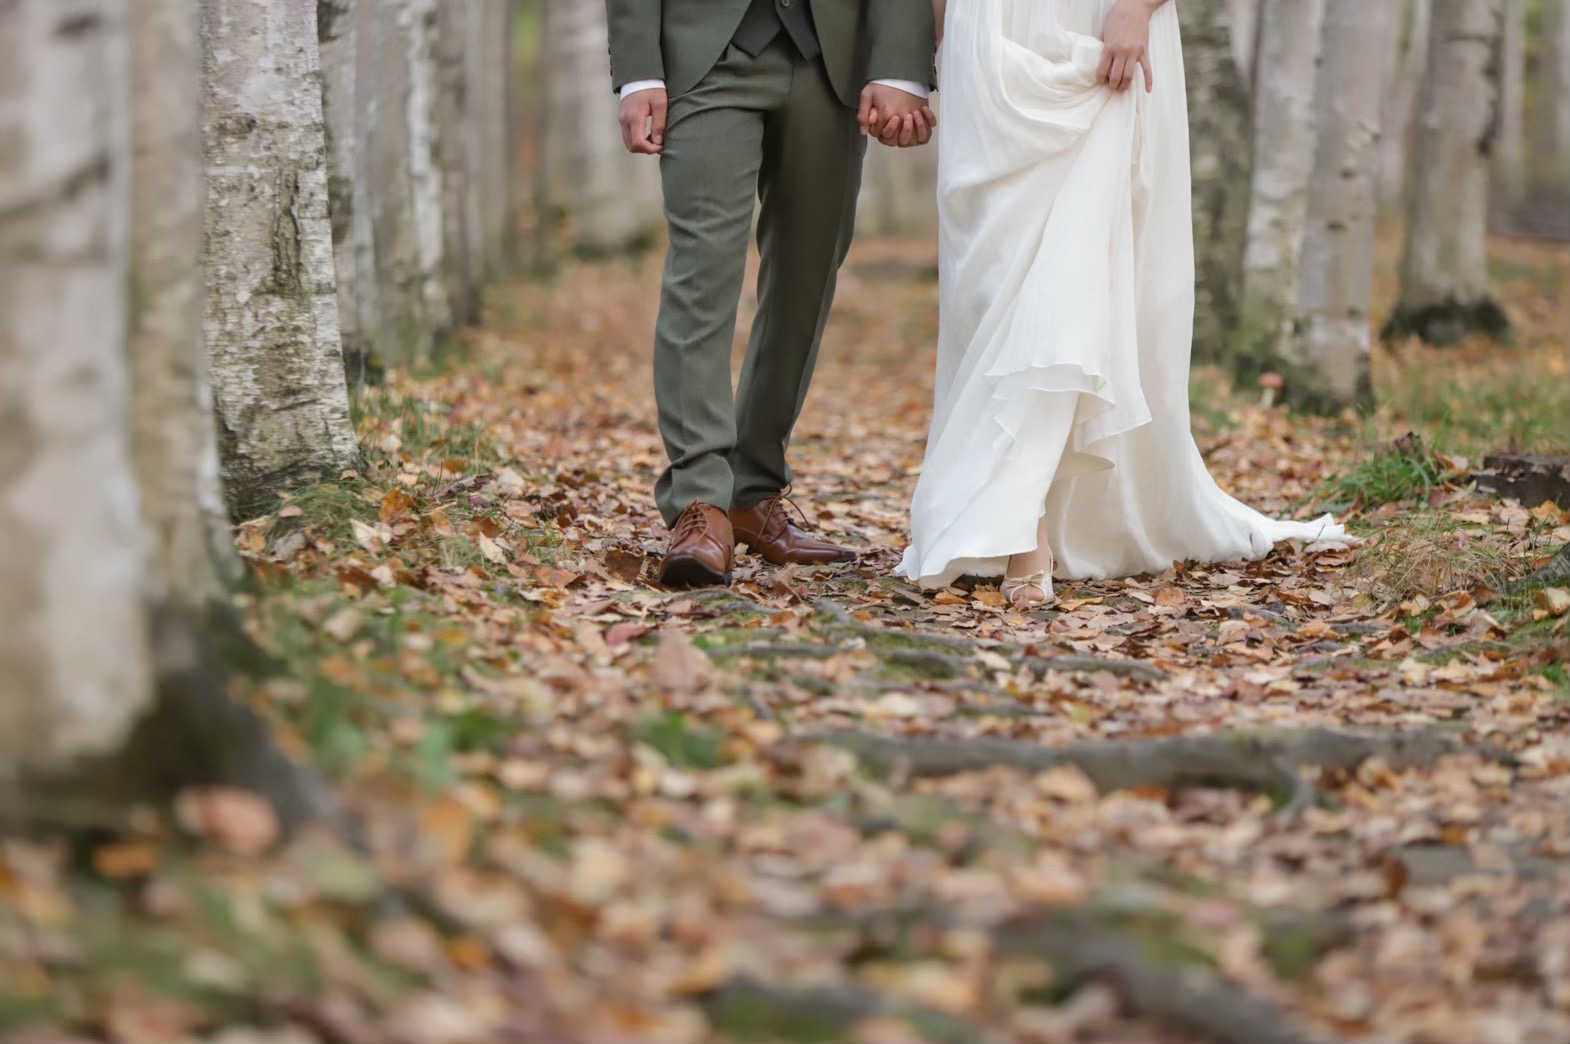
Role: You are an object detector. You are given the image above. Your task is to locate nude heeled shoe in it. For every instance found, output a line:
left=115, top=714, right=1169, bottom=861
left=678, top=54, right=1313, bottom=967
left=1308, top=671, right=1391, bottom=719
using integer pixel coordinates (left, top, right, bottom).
left=1001, top=548, right=1055, bottom=609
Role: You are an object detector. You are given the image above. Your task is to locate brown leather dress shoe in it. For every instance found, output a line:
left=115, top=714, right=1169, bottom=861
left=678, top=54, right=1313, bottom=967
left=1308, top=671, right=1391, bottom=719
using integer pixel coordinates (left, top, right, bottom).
left=731, top=492, right=858, bottom=566
left=658, top=502, right=735, bottom=588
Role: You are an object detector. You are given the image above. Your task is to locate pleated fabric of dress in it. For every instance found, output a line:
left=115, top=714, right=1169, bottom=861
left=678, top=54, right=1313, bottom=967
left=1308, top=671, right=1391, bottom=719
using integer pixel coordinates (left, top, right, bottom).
left=897, top=0, right=1349, bottom=588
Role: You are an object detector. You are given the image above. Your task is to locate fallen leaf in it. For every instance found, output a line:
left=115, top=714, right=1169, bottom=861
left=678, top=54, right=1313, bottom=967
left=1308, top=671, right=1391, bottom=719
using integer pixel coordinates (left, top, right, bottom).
left=175, top=788, right=280, bottom=857
left=651, top=630, right=712, bottom=694
left=1534, top=587, right=1570, bottom=617
left=322, top=606, right=364, bottom=642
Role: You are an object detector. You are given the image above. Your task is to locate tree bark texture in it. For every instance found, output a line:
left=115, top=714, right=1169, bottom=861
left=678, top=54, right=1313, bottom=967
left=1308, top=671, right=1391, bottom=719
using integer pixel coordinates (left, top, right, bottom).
left=202, top=0, right=360, bottom=516
left=1289, top=0, right=1394, bottom=411
left=1387, top=0, right=1511, bottom=346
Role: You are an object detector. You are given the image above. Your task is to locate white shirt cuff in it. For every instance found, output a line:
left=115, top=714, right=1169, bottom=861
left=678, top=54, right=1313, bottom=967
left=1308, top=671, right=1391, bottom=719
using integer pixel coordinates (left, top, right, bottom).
left=619, top=79, right=665, bottom=99
left=869, top=78, right=931, bottom=99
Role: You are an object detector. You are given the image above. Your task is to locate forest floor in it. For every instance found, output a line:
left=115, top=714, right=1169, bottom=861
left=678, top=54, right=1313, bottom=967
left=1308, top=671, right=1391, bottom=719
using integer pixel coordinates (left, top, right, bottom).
left=3, top=232, right=1568, bottom=1044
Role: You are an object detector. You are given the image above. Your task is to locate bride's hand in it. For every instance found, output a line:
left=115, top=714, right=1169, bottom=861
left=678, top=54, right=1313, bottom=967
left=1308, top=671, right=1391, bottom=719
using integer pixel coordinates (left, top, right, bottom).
left=1099, top=0, right=1160, bottom=92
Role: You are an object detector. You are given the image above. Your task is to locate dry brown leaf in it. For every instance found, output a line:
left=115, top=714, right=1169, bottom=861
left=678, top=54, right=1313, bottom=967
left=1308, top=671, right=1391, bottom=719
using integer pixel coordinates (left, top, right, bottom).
left=175, top=787, right=280, bottom=857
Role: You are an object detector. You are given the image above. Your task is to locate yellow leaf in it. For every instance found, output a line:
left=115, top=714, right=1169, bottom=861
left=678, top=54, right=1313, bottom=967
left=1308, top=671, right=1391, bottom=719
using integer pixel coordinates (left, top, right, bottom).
left=1535, top=587, right=1570, bottom=617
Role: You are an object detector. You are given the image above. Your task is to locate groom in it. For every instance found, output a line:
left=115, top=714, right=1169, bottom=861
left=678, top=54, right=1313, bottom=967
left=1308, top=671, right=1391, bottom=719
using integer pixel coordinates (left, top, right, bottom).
left=607, top=0, right=937, bottom=588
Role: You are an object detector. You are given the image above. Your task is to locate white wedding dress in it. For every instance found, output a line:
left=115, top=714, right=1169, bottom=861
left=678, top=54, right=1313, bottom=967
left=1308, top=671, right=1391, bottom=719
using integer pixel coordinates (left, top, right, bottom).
left=896, top=0, right=1349, bottom=589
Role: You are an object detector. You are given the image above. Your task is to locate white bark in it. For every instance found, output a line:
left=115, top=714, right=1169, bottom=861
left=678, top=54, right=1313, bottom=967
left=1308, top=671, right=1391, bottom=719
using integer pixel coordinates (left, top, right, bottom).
left=0, top=0, right=152, bottom=771
left=132, top=0, right=238, bottom=606
left=318, top=0, right=381, bottom=380
left=319, top=0, right=516, bottom=371
left=1239, top=0, right=1326, bottom=363
left=404, top=0, right=453, bottom=337
left=378, top=0, right=458, bottom=362
left=1379, top=0, right=1432, bottom=205
left=434, top=0, right=483, bottom=323
left=544, top=0, right=661, bottom=254
left=1539, top=0, right=1570, bottom=171
left=1392, top=0, right=1509, bottom=344
left=1290, top=0, right=1394, bottom=410
left=1496, top=0, right=1526, bottom=195
left=201, top=0, right=360, bottom=514
left=475, top=0, right=519, bottom=277
left=1226, top=0, right=1262, bottom=91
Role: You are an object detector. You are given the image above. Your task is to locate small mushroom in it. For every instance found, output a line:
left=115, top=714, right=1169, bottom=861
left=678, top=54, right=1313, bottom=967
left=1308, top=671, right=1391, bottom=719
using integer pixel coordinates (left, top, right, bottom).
left=1259, top=371, right=1285, bottom=408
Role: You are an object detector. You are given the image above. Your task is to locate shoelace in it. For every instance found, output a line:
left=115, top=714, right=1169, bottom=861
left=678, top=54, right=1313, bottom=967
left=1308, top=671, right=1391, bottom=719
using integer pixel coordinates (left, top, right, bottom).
left=671, top=504, right=711, bottom=545
left=772, top=484, right=810, bottom=531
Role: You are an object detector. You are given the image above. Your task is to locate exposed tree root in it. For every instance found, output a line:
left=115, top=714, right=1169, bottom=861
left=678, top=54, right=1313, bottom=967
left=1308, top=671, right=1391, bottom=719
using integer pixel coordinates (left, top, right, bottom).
left=763, top=904, right=1342, bottom=1044
left=815, top=598, right=1009, bottom=653
left=1509, top=542, right=1570, bottom=593
left=814, top=598, right=1168, bottom=681
left=1018, top=653, right=1168, bottom=682
left=991, top=908, right=1332, bottom=1044
left=813, top=727, right=1460, bottom=810
left=674, top=588, right=771, bottom=615
left=1380, top=297, right=1511, bottom=346
left=702, top=978, right=994, bottom=1044
left=707, top=642, right=843, bottom=661
left=0, top=606, right=339, bottom=837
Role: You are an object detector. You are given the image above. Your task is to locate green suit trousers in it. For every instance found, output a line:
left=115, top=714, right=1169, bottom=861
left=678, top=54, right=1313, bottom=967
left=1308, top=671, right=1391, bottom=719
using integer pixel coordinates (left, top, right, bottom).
left=651, top=37, right=867, bottom=525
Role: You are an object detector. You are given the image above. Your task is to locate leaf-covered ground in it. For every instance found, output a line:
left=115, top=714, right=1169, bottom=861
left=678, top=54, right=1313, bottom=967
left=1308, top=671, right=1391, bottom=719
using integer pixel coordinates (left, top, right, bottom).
left=3, top=234, right=1568, bottom=1044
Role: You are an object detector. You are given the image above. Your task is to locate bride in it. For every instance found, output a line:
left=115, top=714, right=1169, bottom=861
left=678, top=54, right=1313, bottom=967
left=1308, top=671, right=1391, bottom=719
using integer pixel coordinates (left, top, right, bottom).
left=896, top=0, right=1350, bottom=606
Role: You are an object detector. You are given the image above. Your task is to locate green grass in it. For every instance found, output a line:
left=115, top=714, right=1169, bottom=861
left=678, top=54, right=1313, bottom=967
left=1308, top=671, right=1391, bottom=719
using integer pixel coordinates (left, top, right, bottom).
left=1543, top=662, right=1569, bottom=700
left=1380, top=367, right=1570, bottom=458
left=1349, top=512, right=1517, bottom=605
left=633, top=711, right=726, bottom=770
left=1319, top=436, right=1447, bottom=511
left=274, top=481, right=378, bottom=542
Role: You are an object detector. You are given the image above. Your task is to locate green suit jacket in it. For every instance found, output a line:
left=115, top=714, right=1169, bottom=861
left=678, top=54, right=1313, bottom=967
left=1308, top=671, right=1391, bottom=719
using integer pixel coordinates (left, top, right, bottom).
left=606, top=0, right=936, bottom=109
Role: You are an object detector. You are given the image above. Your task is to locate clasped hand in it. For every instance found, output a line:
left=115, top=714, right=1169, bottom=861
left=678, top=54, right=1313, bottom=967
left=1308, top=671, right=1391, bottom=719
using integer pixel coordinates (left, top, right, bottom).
left=858, top=84, right=936, bottom=148
left=619, top=83, right=935, bottom=155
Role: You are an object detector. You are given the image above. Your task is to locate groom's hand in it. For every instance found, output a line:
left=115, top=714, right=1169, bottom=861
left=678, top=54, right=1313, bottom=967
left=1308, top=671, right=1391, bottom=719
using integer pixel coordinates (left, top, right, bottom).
left=619, top=87, right=668, bottom=155
left=859, top=84, right=936, bottom=148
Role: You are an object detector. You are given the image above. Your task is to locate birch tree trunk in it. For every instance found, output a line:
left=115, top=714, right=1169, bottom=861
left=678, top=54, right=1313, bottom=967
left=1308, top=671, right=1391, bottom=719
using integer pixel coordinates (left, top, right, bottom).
left=2, top=0, right=328, bottom=833
left=401, top=0, right=455, bottom=338
left=1181, top=0, right=1252, bottom=367
left=1538, top=0, right=1570, bottom=175
left=1495, top=0, right=1526, bottom=198
left=1379, top=0, right=1432, bottom=206
left=319, top=0, right=518, bottom=375
left=1237, top=0, right=1326, bottom=376
left=469, top=0, right=520, bottom=282
left=1288, top=0, right=1394, bottom=412
left=0, top=0, right=151, bottom=778
left=126, top=0, right=331, bottom=833
left=359, top=0, right=446, bottom=372
left=430, top=0, right=523, bottom=326
left=318, top=0, right=381, bottom=383
left=202, top=0, right=360, bottom=515
left=544, top=0, right=661, bottom=255
left=1386, top=0, right=1511, bottom=346
left=1226, top=0, right=1262, bottom=92
left=133, top=0, right=240, bottom=606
